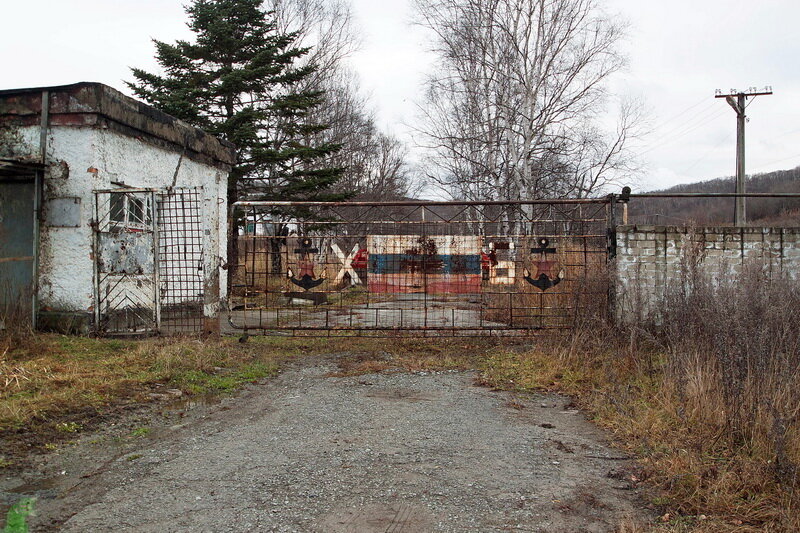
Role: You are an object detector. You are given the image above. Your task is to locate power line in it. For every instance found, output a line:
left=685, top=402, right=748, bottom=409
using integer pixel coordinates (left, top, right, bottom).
left=636, top=106, right=728, bottom=157
left=679, top=132, right=734, bottom=176
left=749, top=151, right=800, bottom=174
left=647, top=96, right=708, bottom=133
left=642, top=102, right=720, bottom=146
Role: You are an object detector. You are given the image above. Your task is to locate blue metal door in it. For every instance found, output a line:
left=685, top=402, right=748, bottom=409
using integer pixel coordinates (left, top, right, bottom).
left=0, top=181, right=36, bottom=321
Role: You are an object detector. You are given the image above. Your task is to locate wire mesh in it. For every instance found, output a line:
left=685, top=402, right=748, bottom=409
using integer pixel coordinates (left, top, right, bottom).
left=157, top=188, right=205, bottom=334
left=227, top=200, right=611, bottom=337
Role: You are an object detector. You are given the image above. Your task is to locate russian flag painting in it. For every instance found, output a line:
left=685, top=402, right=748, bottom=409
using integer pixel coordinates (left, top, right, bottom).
left=367, top=235, right=483, bottom=294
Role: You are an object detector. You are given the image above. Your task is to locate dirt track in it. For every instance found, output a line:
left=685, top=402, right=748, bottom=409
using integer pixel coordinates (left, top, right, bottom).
left=8, top=355, right=651, bottom=532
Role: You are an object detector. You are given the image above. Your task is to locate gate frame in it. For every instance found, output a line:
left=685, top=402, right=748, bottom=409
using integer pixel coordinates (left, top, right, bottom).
left=228, top=197, right=616, bottom=337
left=92, top=188, right=161, bottom=335
left=92, top=187, right=212, bottom=336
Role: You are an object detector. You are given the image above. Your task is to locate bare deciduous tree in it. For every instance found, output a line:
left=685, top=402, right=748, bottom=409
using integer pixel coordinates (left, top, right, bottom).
left=268, top=0, right=360, bottom=88
left=414, top=0, right=640, bottom=201
left=269, top=0, right=414, bottom=200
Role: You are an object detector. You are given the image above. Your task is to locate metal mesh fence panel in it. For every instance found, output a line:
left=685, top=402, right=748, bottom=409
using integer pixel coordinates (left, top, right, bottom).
left=226, top=199, right=611, bottom=337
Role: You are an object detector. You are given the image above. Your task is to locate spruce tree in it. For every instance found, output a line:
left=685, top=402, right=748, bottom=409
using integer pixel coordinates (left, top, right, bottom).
left=128, top=0, right=349, bottom=264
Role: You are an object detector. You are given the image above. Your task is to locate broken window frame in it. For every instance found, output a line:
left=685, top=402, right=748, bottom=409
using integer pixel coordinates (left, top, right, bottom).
left=109, top=192, right=152, bottom=233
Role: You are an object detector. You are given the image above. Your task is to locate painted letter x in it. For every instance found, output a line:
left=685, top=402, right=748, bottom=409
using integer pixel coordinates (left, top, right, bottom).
left=331, top=243, right=362, bottom=285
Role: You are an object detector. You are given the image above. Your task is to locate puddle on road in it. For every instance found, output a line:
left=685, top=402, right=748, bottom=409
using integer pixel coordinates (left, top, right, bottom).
left=167, top=392, right=224, bottom=412
left=8, top=477, right=61, bottom=495
left=1, top=476, right=62, bottom=525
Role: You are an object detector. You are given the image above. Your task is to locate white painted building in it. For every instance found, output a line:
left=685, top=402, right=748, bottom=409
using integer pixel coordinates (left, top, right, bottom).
left=0, top=82, right=234, bottom=335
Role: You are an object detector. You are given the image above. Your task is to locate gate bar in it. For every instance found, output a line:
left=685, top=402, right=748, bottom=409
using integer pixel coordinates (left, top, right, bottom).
left=628, top=192, right=800, bottom=198
left=233, top=198, right=613, bottom=208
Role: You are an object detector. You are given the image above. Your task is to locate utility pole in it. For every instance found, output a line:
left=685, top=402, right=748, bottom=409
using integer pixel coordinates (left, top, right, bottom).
left=715, top=86, right=773, bottom=226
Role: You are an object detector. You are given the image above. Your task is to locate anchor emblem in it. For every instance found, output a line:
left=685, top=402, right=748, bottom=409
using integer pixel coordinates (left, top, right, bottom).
left=287, top=237, right=327, bottom=291
left=522, top=237, right=564, bottom=291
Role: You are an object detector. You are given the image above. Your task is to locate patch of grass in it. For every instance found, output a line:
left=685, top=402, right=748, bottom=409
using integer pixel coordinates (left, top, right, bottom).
left=0, top=457, right=13, bottom=469
left=125, top=453, right=143, bottom=461
left=55, top=422, right=81, bottom=433
left=130, top=427, right=150, bottom=438
left=326, top=338, right=502, bottom=377
left=171, top=361, right=279, bottom=394
left=3, top=497, right=35, bottom=533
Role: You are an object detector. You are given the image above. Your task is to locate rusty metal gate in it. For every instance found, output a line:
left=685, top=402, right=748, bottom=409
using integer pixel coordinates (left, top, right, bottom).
left=227, top=199, right=612, bottom=336
left=93, top=188, right=205, bottom=335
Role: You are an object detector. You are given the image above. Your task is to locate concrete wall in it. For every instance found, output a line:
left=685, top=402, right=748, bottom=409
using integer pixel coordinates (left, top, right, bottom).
left=0, top=124, right=228, bottom=329
left=615, top=225, right=800, bottom=322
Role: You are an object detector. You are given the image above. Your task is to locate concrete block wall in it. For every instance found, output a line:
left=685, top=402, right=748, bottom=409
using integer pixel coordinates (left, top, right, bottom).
left=615, top=225, right=800, bottom=323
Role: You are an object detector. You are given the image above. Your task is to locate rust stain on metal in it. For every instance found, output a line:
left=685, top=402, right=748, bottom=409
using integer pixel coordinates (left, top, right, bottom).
left=0, top=255, right=34, bottom=263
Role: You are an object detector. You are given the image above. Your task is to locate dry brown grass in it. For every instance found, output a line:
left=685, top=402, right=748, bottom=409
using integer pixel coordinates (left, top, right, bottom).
left=478, top=249, right=800, bottom=532
left=325, top=337, right=499, bottom=376
left=0, top=332, right=506, bottom=468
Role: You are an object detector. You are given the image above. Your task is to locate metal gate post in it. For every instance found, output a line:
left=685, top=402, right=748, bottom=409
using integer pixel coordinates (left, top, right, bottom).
left=606, top=194, right=618, bottom=324
left=152, top=190, right=162, bottom=332
left=92, top=191, right=101, bottom=333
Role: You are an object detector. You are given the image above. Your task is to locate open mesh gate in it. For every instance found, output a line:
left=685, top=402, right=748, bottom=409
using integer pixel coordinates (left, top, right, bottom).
left=93, top=188, right=205, bottom=335
left=227, top=199, right=611, bottom=337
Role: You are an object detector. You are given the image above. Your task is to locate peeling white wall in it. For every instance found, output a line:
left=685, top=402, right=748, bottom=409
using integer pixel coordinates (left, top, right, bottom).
left=93, top=129, right=228, bottom=319
left=5, top=124, right=228, bottom=320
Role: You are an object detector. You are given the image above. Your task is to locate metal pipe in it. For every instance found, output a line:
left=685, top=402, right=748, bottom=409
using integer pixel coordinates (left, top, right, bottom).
left=628, top=192, right=800, bottom=198
left=92, top=187, right=159, bottom=194
left=39, top=91, right=49, bottom=165
left=233, top=192, right=800, bottom=209
left=92, top=192, right=101, bottom=333
left=233, top=198, right=613, bottom=207
left=31, top=90, right=49, bottom=330
left=31, top=171, right=42, bottom=330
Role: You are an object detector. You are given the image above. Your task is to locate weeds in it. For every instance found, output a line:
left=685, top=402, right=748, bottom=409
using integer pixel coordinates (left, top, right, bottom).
left=478, top=239, right=800, bottom=531
left=130, top=427, right=150, bottom=438
left=55, top=422, right=81, bottom=433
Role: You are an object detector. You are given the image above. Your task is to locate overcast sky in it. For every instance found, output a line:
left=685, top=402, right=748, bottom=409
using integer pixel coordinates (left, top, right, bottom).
left=2, top=0, right=799, bottom=192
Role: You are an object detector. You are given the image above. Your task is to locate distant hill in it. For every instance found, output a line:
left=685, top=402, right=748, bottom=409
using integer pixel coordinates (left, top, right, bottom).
left=627, top=166, right=800, bottom=226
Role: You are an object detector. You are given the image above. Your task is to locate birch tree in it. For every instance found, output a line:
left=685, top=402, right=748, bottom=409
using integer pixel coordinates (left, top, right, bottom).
left=414, top=0, right=639, bottom=201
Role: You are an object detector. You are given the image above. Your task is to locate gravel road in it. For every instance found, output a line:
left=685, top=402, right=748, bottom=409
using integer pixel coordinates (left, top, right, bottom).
left=12, top=355, right=650, bottom=532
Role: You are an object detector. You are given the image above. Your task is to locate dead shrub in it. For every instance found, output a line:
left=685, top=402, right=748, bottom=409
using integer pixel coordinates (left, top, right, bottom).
left=659, top=240, right=800, bottom=490
left=0, top=281, right=41, bottom=357
left=617, top=232, right=800, bottom=528
left=477, top=230, right=800, bottom=529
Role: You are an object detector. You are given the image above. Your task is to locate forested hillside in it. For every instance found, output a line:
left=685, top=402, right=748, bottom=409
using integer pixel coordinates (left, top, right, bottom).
left=628, top=166, right=800, bottom=226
